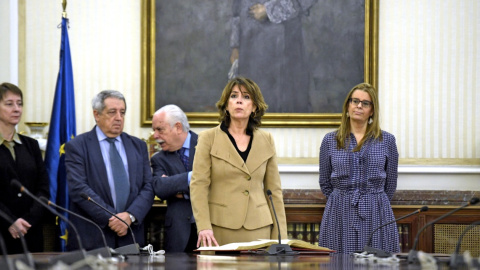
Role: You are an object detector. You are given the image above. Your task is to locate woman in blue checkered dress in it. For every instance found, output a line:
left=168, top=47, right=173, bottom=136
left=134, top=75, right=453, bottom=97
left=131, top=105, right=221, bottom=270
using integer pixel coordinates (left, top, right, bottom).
left=318, top=83, right=400, bottom=254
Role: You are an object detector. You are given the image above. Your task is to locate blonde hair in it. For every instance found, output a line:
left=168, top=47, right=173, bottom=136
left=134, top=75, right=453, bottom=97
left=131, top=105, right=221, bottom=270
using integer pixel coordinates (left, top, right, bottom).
left=336, top=82, right=382, bottom=151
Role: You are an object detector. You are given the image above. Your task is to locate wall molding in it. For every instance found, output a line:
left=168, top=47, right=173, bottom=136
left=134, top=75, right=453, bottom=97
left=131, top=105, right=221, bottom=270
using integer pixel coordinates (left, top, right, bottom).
left=278, top=164, right=480, bottom=174
left=282, top=189, right=480, bottom=206
left=278, top=164, right=480, bottom=190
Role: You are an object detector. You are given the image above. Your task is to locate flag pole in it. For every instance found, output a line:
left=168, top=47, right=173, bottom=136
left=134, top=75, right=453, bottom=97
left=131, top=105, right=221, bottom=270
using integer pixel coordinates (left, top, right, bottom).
left=45, top=0, right=76, bottom=251
left=62, top=0, right=67, bottom=18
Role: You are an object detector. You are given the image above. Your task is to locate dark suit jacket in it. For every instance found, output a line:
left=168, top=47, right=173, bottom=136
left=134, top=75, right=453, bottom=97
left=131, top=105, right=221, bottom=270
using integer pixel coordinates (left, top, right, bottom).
left=0, top=135, right=50, bottom=254
left=151, top=131, right=197, bottom=252
left=65, top=127, right=154, bottom=251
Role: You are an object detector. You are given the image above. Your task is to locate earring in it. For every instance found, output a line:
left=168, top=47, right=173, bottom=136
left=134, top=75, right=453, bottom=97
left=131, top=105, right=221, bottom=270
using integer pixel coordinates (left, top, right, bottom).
left=368, top=117, right=373, bottom=124
left=346, top=112, right=349, bottom=118
left=225, top=109, right=230, bottom=117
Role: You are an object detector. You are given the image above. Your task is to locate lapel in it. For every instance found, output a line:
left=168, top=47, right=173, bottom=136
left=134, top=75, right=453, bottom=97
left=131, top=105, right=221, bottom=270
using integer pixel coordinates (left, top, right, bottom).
left=120, top=132, right=136, bottom=188
left=210, top=126, right=249, bottom=174
left=245, top=129, right=275, bottom=173
left=188, top=131, right=198, bottom=169
left=166, top=150, right=185, bottom=172
left=210, top=126, right=274, bottom=175
left=86, top=128, right=114, bottom=205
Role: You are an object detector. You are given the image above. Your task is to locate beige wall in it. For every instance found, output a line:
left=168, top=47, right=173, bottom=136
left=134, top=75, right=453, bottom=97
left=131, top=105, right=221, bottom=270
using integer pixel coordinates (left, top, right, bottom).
left=379, top=0, right=479, bottom=161
left=3, top=0, right=479, bottom=189
left=0, top=0, right=16, bottom=84
left=19, top=0, right=143, bottom=137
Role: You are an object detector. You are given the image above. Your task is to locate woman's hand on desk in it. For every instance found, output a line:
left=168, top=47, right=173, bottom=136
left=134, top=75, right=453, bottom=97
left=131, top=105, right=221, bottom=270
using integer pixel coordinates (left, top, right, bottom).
left=197, top=229, right=219, bottom=248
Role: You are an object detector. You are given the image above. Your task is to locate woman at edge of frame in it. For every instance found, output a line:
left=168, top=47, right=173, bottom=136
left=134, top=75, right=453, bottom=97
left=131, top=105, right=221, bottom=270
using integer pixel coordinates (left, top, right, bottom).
left=0, top=82, right=50, bottom=254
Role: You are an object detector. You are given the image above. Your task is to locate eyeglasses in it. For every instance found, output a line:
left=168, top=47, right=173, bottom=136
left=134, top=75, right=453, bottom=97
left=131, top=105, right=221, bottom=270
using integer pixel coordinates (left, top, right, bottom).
left=349, top=98, right=372, bottom=108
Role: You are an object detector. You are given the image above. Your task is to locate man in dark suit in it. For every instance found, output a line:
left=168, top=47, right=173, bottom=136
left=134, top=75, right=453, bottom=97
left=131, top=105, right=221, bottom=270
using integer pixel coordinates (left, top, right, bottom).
left=65, top=90, right=154, bottom=251
left=151, top=104, right=197, bottom=252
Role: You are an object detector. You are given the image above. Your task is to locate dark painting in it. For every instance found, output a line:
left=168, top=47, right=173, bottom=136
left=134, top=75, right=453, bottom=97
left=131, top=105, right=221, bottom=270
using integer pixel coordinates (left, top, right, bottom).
left=142, top=0, right=377, bottom=126
left=155, top=0, right=365, bottom=113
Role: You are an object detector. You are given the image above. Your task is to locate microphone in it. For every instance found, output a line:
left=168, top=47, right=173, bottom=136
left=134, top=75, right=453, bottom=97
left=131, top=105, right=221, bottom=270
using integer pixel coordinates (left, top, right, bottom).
left=408, top=197, right=479, bottom=264
left=265, top=189, right=296, bottom=255
left=362, top=206, right=429, bottom=257
left=0, top=225, right=14, bottom=270
left=79, top=192, right=140, bottom=255
left=449, top=220, right=480, bottom=268
left=0, top=209, right=35, bottom=268
left=39, top=196, right=113, bottom=258
left=10, top=179, right=88, bottom=265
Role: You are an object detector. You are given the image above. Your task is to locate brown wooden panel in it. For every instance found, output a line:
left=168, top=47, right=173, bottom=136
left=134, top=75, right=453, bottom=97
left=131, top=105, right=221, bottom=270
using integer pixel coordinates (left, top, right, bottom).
left=282, top=203, right=480, bottom=253
left=142, top=191, right=480, bottom=253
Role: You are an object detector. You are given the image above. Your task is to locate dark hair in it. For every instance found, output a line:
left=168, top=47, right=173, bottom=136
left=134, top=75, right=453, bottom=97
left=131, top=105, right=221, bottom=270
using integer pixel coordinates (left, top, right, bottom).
left=0, top=82, right=23, bottom=102
left=215, top=77, right=268, bottom=132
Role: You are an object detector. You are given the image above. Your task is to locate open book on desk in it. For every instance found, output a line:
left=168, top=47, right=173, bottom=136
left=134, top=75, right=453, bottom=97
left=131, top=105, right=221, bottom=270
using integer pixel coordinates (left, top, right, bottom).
left=196, top=239, right=334, bottom=254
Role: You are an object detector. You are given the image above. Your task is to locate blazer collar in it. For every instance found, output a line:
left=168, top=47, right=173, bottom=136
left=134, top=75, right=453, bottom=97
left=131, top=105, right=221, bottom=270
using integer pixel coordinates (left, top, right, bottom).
left=210, top=125, right=274, bottom=175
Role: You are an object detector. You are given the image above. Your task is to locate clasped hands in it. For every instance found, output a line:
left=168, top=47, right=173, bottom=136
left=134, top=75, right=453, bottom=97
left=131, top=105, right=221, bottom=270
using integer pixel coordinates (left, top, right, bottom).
left=108, top=212, right=131, bottom=237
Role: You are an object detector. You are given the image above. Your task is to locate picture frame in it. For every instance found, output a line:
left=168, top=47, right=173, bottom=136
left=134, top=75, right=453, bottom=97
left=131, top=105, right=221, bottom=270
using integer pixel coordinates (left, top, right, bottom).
left=141, top=0, right=378, bottom=127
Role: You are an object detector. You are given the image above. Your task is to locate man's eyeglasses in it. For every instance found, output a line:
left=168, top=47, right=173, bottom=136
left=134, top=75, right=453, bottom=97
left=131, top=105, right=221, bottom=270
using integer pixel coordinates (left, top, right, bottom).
left=349, top=98, right=372, bottom=108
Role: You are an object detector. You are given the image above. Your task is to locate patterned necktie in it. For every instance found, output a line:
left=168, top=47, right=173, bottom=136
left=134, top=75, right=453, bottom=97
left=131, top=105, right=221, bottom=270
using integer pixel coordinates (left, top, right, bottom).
left=106, top=138, right=130, bottom=212
left=178, top=147, right=189, bottom=170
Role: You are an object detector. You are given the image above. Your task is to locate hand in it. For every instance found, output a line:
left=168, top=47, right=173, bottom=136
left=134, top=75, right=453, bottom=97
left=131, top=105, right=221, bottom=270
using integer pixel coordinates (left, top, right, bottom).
left=249, top=4, right=267, bottom=21
left=230, top=48, right=239, bottom=64
left=108, top=212, right=131, bottom=237
left=197, top=229, right=219, bottom=248
left=9, top=218, right=31, bottom=239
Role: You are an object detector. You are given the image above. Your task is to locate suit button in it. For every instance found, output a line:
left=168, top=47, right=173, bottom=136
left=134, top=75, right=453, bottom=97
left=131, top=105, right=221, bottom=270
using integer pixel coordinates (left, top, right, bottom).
left=247, top=176, right=251, bottom=181
left=243, top=190, right=249, bottom=196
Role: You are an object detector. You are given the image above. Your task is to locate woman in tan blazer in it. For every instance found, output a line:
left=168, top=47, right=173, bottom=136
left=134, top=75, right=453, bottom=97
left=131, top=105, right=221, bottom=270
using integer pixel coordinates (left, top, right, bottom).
left=190, top=77, right=287, bottom=247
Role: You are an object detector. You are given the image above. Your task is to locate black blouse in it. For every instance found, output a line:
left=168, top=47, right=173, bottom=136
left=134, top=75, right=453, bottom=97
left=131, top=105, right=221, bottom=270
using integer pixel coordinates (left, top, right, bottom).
left=220, top=121, right=253, bottom=162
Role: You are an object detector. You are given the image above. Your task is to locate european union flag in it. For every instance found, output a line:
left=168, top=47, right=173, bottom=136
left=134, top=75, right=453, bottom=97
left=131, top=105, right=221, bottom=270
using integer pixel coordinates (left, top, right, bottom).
left=44, top=17, right=76, bottom=252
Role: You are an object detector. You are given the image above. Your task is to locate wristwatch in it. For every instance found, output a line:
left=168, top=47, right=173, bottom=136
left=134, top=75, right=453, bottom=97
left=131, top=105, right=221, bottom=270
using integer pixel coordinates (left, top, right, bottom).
left=128, top=213, right=136, bottom=223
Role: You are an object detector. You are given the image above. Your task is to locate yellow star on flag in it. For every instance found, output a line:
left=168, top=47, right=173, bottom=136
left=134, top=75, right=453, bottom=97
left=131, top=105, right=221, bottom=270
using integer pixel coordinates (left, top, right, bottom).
left=60, top=229, right=68, bottom=244
left=59, top=143, right=65, bottom=156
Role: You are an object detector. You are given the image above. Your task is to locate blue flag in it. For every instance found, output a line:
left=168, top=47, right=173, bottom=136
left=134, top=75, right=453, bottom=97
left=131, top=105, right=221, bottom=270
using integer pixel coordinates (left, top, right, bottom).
left=44, top=17, right=76, bottom=252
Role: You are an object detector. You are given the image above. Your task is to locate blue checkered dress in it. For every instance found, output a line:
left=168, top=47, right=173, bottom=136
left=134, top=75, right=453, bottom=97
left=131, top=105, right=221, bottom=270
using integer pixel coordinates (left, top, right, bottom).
left=318, top=131, right=400, bottom=254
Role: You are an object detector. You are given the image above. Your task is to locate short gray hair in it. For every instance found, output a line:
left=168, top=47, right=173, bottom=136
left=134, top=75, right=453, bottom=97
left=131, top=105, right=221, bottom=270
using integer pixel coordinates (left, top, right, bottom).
left=154, top=104, right=190, bottom=132
left=91, top=90, right=126, bottom=112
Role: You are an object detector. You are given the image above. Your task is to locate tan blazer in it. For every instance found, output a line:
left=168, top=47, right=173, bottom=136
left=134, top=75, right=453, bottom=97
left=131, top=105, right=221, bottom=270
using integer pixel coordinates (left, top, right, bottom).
left=190, top=125, right=287, bottom=240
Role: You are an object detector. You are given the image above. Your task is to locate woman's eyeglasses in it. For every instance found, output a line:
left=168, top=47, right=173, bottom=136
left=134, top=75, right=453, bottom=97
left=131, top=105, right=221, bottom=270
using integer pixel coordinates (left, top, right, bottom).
left=349, top=98, right=372, bottom=108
